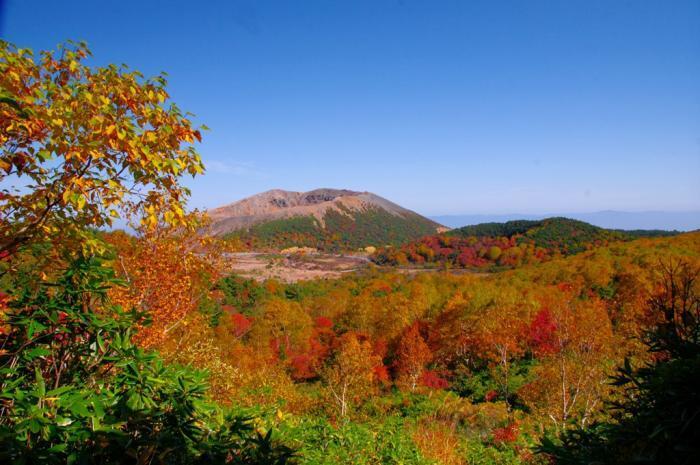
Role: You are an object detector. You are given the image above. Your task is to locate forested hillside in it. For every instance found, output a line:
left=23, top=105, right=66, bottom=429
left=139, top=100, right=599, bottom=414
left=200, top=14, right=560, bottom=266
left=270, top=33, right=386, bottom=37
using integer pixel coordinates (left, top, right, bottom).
left=373, top=217, right=677, bottom=269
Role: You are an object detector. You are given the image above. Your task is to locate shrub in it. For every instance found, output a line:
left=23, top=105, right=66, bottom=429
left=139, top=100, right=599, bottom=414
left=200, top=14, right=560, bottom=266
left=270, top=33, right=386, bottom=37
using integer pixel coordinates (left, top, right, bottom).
left=0, top=256, right=293, bottom=464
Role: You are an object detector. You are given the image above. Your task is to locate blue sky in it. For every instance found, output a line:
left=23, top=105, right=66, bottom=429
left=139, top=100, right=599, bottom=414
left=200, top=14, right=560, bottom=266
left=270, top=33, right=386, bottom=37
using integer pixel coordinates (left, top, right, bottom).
left=2, top=0, right=699, bottom=215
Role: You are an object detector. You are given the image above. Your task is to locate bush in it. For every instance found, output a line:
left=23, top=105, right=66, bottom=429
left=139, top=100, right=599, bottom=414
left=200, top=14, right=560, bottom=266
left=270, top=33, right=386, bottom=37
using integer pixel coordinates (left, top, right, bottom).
left=0, top=256, right=293, bottom=464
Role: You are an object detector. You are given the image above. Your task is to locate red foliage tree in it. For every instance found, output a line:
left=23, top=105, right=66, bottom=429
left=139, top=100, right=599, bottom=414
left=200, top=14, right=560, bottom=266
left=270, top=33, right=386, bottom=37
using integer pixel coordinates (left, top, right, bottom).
left=230, top=312, right=253, bottom=338
left=419, top=370, right=449, bottom=389
left=528, top=308, right=558, bottom=356
left=492, top=422, right=520, bottom=445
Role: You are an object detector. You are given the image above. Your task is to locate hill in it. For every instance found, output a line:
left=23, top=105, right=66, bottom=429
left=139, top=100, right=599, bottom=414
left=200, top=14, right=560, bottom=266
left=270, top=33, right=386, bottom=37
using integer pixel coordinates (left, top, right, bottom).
left=207, top=188, right=444, bottom=250
left=373, top=217, right=677, bottom=268
left=449, top=217, right=627, bottom=254
left=431, top=210, right=700, bottom=231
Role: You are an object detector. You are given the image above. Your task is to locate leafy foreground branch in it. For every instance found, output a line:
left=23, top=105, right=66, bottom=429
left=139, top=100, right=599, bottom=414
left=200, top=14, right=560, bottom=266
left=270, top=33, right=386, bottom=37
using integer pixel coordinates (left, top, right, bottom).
left=0, top=255, right=293, bottom=464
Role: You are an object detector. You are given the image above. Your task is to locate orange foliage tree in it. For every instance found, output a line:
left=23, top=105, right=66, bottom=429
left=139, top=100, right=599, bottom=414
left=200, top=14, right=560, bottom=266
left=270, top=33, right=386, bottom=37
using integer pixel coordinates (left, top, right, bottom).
left=394, top=322, right=432, bottom=391
left=249, top=297, right=314, bottom=360
left=106, top=216, right=222, bottom=348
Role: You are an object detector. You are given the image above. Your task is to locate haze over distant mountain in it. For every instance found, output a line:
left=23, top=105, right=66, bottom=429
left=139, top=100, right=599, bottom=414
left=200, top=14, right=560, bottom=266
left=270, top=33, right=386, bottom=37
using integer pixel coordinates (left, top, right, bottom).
left=208, top=188, right=444, bottom=250
left=431, top=211, right=700, bottom=232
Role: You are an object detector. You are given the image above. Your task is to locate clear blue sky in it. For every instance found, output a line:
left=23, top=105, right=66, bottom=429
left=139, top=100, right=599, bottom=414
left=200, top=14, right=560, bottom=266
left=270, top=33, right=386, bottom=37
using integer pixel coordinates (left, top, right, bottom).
left=2, top=0, right=699, bottom=215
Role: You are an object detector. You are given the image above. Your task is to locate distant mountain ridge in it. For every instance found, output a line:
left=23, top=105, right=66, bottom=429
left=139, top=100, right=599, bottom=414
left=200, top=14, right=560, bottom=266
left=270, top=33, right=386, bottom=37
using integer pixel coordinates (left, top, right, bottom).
left=208, top=188, right=444, bottom=250
left=431, top=211, right=700, bottom=231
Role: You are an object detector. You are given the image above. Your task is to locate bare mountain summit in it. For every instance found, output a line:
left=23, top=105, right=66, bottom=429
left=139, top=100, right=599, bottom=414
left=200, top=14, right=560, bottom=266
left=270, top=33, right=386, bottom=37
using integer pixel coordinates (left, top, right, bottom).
left=208, top=189, right=444, bottom=250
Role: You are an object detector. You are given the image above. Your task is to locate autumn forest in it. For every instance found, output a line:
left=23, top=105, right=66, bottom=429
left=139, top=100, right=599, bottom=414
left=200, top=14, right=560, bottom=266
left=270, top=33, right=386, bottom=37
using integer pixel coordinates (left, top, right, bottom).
left=1, top=40, right=699, bottom=465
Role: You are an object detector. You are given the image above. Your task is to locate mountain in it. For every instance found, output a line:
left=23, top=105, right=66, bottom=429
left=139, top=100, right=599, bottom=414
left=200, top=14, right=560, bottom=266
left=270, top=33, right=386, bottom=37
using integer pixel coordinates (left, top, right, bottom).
left=207, top=188, right=444, bottom=250
left=430, top=211, right=700, bottom=231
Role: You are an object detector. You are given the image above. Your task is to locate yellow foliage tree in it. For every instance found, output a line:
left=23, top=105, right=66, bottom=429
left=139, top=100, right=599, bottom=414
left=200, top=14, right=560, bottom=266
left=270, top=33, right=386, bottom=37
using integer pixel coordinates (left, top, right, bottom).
left=0, top=41, right=204, bottom=258
left=322, top=333, right=380, bottom=417
left=249, top=297, right=314, bottom=357
left=519, top=288, right=615, bottom=430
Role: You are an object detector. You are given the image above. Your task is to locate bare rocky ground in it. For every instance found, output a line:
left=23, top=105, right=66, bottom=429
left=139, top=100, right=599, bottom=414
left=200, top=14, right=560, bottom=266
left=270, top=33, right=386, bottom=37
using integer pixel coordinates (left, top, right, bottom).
left=224, top=252, right=488, bottom=282
left=224, top=252, right=372, bottom=282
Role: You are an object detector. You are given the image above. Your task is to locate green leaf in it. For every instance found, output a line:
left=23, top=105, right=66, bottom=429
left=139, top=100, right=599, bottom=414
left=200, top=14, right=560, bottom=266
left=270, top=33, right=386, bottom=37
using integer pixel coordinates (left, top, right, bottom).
left=27, top=320, right=47, bottom=339
left=70, top=400, right=90, bottom=418
left=48, top=444, right=68, bottom=452
left=126, top=392, right=142, bottom=411
left=35, top=367, right=46, bottom=398
left=28, top=419, right=42, bottom=434
left=96, top=332, right=106, bottom=352
left=25, top=347, right=51, bottom=359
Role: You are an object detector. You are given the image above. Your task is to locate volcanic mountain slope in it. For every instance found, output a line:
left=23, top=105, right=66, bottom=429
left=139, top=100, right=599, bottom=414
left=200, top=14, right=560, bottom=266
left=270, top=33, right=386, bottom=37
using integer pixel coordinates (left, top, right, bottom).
left=207, top=188, right=444, bottom=250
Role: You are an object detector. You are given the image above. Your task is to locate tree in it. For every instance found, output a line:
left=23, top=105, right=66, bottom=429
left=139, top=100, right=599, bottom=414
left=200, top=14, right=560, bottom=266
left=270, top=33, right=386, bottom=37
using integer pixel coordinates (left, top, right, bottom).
left=249, top=297, right=314, bottom=360
left=539, top=260, right=700, bottom=464
left=394, top=322, right=432, bottom=391
left=487, top=246, right=502, bottom=261
left=468, top=302, right=528, bottom=413
left=520, top=287, right=614, bottom=430
left=0, top=41, right=293, bottom=463
left=528, top=308, right=558, bottom=357
left=106, top=217, right=222, bottom=348
left=321, top=333, right=380, bottom=417
left=0, top=41, right=204, bottom=258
